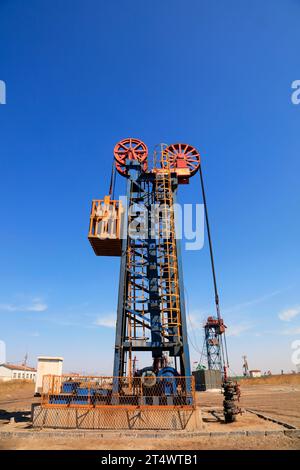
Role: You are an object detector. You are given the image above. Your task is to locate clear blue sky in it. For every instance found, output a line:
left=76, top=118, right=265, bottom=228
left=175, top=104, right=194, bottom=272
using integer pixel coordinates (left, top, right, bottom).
left=0, top=0, right=299, bottom=375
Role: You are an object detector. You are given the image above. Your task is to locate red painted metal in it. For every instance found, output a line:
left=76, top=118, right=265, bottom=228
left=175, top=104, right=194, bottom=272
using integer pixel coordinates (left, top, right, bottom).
left=162, top=143, right=200, bottom=181
left=206, top=316, right=226, bottom=334
left=114, top=138, right=148, bottom=176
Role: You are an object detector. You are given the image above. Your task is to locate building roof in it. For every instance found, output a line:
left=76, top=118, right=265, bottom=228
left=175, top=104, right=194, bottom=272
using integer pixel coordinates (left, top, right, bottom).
left=37, top=356, right=63, bottom=361
left=250, top=369, right=261, bottom=372
left=0, top=363, right=36, bottom=372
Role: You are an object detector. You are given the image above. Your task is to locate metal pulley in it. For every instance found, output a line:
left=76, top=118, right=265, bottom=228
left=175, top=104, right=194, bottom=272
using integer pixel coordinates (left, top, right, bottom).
left=114, top=138, right=148, bottom=176
left=161, top=143, right=200, bottom=183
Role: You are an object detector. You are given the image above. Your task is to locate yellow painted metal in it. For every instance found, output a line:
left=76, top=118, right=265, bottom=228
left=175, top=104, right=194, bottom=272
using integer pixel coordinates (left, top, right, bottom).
left=155, top=149, right=182, bottom=340
left=88, top=196, right=123, bottom=256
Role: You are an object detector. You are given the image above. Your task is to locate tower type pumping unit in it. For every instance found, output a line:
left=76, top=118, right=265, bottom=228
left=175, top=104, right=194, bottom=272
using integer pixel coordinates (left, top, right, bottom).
left=89, top=139, right=200, bottom=401
left=242, top=355, right=249, bottom=377
left=88, top=138, right=240, bottom=420
left=204, top=316, right=226, bottom=371
left=113, top=139, right=198, bottom=384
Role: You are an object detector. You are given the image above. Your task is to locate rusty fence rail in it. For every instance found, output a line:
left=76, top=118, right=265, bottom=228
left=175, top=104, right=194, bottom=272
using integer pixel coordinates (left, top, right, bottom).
left=41, top=375, right=195, bottom=409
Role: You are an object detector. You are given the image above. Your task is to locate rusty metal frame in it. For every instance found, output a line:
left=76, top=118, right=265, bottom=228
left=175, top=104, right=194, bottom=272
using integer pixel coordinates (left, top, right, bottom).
left=41, top=374, right=196, bottom=410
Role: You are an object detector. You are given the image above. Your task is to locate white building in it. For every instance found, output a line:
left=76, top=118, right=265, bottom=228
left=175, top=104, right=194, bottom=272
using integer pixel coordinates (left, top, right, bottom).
left=249, top=369, right=261, bottom=378
left=35, top=356, right=63, bottom=395
left=0, top=363, right=37, bottom=382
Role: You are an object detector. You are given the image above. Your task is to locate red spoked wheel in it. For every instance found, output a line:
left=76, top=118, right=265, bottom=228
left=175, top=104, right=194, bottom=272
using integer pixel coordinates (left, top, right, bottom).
left=162, top=143, right=200, bottom=177
left=114, top=138, right=148, bottom=176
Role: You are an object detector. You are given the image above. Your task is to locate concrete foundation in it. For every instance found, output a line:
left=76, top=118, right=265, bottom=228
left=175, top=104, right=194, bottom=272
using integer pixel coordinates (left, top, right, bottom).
left=32, top=405, right=203, bottom=431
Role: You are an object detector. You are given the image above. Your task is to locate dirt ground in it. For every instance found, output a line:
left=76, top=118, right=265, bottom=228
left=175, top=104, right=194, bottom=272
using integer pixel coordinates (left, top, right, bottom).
left=1, top=434, right=298, bottom=450
left=197, top=383, right=300, bottom=429
left=0, top=380, right=299, bottom=450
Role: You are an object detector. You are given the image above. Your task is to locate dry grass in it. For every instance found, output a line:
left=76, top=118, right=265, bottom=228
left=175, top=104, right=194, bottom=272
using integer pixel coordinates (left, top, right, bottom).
left=0, top=380, right=34, bottom=400
left=238, top=374, right=300, bottom=386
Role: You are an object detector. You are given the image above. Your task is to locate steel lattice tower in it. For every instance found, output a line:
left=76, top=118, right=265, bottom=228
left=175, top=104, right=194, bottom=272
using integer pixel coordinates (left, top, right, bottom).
left=113, top=158, right=191, bottom=379
left=204, top=316, right=226, bottom=371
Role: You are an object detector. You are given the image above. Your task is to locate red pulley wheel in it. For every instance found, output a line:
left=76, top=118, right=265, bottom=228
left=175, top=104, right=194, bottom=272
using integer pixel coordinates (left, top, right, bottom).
left=162, top=143, right=200, bottom=177
left=114, top=138, right=148, bottom=176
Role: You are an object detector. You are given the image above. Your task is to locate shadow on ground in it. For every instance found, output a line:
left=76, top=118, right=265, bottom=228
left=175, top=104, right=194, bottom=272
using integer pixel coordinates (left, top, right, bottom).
left=0, top=409, right=31, bottom=423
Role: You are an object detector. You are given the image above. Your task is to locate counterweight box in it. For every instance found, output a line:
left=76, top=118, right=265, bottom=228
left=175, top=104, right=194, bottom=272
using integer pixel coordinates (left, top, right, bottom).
left=88, top=195, right=123, bottom=256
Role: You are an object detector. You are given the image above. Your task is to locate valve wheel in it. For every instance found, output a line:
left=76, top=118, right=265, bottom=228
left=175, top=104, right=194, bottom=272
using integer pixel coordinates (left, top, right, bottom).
left=114, top=138, right=148, bottom=176
left=141, top=370, right=157, bottom=388
left=162, top=143, right=200, bottom=176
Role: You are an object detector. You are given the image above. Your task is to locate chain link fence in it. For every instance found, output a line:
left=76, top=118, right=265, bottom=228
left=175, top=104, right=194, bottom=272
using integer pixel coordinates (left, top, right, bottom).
left=34, top=375, right=196, bottom=430
left=41, top=375, right=195, bottom=408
